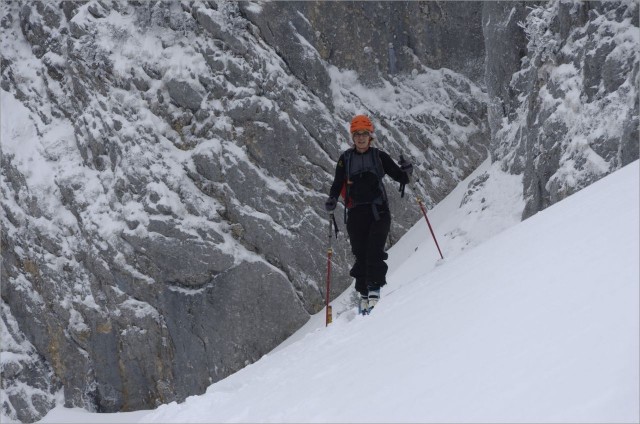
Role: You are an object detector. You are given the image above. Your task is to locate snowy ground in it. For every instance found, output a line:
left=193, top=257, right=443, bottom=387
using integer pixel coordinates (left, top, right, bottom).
left=34, top=160, right=639, bottom=423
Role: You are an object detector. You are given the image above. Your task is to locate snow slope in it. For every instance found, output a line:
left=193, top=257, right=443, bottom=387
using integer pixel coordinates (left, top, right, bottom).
left=36, top=160, right=639, bottom=423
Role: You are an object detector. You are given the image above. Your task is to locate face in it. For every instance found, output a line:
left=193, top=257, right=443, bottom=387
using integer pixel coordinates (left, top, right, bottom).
left=352, top=131, right=372, bottom=152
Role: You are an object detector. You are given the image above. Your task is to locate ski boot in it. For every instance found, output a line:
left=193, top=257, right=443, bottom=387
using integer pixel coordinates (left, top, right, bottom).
left=358, top=293, right=369, bottom=315
left=367, top=285, right=380, bottom=313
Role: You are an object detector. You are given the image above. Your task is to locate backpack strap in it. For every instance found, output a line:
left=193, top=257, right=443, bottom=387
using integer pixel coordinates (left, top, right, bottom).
left=343, top=148, right=354, bottom=224
left=373, top=148, right=388, bottom=204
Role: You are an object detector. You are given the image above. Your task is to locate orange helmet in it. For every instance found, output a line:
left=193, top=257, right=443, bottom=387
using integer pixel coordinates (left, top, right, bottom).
left=350, top=115, right=374, bottom=134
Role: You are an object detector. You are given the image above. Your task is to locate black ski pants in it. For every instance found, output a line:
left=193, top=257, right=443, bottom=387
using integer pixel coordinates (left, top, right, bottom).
left=346, top=204, right=390, bottom=296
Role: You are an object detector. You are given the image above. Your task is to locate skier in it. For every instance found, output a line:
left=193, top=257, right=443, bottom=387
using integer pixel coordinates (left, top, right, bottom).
left=325, top=114, right=413, bottom=314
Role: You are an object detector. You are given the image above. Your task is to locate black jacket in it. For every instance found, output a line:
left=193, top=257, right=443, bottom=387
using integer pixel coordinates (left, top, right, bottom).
left=329, top=147, right=409, bottom=206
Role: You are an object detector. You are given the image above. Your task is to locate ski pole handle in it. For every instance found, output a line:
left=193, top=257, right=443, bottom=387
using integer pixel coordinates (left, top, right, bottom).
left=330, top=213, right=339, bottom=239
left=399, top=155, right=407, bottom=198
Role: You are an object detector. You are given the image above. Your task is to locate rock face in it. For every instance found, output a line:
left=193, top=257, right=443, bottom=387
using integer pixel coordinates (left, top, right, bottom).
left=1, top=1, right=489, bottom=421
left=2, top=0, right=637, bottom=421
left=483, top=0, right=639, bottom=218
left=243, top=1, right=486, bottom=88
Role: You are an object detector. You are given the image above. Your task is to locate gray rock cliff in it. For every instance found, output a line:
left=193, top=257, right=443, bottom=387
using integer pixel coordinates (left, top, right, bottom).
left=483, top=0, right=639, bottom=218
left=1, top=1, right=489, bottom=420
left=1, top=0, right=638, bottom=421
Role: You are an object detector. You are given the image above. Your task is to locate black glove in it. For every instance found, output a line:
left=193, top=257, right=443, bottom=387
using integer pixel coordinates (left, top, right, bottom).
left=325, top=196, right=337, bottom=212
left=399, top=156, right=413, bottom=176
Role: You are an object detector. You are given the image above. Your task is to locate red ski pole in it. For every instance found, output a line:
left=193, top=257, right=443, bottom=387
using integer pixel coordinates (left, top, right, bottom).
left=325, top=213, right=336, bottom=326
left=416, top=195, right=444, bottom=260
left=399, top=154, right=444, bottom=260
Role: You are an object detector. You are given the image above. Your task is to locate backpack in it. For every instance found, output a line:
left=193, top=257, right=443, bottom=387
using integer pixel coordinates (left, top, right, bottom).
left=339, top=147, right=388, bottom=220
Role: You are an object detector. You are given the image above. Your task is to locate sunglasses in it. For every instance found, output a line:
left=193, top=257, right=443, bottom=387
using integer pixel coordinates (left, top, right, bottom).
left=353, top=131, right=371, bottom=137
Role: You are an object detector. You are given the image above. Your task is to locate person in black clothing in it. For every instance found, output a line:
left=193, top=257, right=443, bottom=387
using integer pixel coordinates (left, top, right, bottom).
left=325, top=114, right=413, bottom=314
